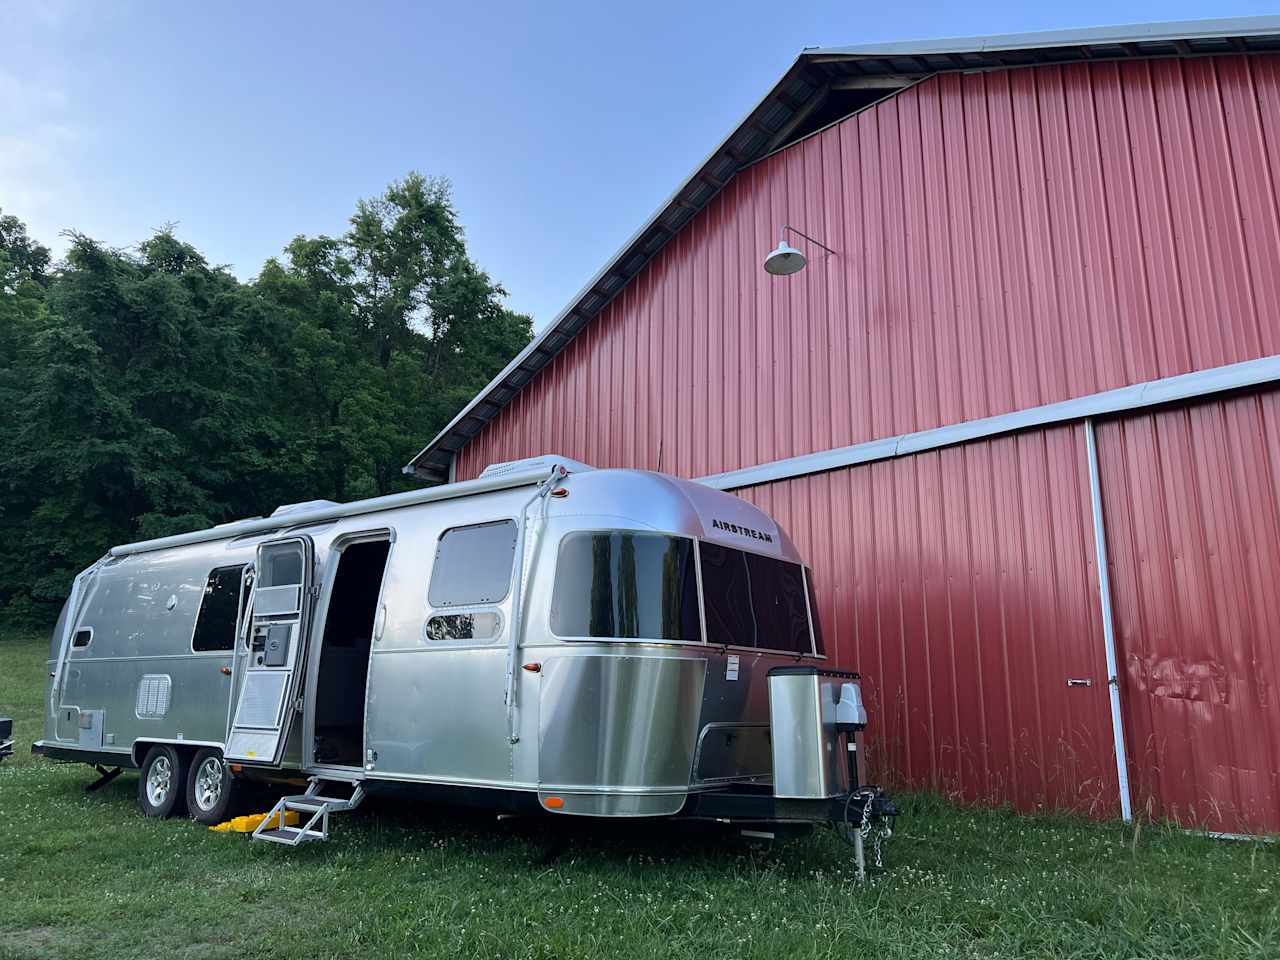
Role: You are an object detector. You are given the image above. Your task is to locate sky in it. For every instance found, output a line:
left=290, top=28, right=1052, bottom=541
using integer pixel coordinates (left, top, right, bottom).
left=3, top=1, right=1277, bottom=329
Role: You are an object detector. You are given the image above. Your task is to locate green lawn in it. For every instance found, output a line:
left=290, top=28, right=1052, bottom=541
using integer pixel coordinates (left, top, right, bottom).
left=1, top=629, right=1276, bottom=960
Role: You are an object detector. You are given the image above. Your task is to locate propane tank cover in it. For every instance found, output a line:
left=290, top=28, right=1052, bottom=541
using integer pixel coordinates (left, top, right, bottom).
left=836, top=682, right=867, bottom=729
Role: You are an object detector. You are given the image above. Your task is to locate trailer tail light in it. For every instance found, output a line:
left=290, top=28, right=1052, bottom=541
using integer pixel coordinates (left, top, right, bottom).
left=522, top=662, right=542, bottom=673
left=543, top=796, right=564, bottom=810
left=550, top=488, right=569, bottom=498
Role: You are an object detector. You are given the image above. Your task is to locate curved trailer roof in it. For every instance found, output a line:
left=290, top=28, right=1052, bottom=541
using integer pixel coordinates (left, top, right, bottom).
left=108, top=461, right=561, bottom=559
left=403, top=15, right=1280, bottom=482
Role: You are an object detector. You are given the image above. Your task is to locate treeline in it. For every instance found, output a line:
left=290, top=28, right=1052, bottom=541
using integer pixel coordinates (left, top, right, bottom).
left=0, top=174, right=531, bottom=625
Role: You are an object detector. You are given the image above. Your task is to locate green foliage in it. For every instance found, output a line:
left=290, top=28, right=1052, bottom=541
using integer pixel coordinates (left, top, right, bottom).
left=0, top=175, right=531, bottom=624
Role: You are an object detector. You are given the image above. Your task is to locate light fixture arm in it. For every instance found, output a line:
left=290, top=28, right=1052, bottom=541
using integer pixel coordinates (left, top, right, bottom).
left=780, top=224, right=836, bottom=256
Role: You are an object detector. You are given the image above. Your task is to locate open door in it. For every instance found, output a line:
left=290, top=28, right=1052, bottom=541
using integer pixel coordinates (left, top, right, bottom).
left=304, top=533, right=392, bottom=769
left=225, top=537, right=314, bottom=765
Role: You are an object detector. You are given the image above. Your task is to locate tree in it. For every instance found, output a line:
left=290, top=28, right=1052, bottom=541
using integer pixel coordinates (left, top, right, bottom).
left=0, top=176, right=532, bottom=625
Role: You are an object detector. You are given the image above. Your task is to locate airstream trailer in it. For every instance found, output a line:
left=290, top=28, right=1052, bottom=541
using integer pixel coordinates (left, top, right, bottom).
left=35, top=456, right=894, bottom=867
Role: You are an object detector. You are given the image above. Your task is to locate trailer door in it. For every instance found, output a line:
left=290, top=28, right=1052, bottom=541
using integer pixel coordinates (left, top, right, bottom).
left=225, top=537, right=314, bottom=765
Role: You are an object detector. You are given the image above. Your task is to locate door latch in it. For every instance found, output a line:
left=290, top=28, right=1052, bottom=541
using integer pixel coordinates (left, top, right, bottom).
left=1066, top=678, right=1093, bottom=687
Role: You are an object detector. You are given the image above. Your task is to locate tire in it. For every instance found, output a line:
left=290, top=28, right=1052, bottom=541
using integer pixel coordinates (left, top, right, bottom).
left=186, top=748, right=235, bottom=825
left=138, top=744, right=189, bottom=818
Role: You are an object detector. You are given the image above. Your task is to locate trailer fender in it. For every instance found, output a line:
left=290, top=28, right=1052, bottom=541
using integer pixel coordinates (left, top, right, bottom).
left=130, top=738, right=222, bottom=767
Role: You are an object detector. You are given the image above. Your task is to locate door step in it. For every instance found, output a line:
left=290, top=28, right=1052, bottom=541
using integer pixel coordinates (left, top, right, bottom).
left=251, top=775, right=366, bottom=846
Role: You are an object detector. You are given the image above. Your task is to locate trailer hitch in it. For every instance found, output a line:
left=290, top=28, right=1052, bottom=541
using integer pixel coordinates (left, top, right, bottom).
left=836, top=786, right=897, bottom=881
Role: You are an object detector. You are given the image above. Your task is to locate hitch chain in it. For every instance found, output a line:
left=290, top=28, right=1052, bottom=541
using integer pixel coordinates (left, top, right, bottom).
left=858, top=791, right=894, bottom=870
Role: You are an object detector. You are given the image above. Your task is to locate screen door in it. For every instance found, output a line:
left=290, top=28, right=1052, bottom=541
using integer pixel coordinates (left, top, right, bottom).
left=225, top=537, right=313, bottom=765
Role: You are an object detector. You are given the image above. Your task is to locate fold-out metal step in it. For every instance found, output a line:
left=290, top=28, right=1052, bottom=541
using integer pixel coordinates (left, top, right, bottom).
left=252, top=775, right=366, bottom=846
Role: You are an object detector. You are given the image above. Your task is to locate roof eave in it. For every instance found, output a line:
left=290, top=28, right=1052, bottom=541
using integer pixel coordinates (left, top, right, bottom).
left=404, top=15, right=1280, bottom=482
left=811, top=14, right=1280, bottom=58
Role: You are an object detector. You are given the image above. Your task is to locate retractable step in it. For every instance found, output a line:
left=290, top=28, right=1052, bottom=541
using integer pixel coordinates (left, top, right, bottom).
left=251, top=775, right=366, bottom=846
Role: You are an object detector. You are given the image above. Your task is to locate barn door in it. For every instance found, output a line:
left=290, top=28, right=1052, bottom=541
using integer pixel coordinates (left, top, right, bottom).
left=1096, top=391, right=1280, bottom=834
left=225, top=537, right=314, bottom=765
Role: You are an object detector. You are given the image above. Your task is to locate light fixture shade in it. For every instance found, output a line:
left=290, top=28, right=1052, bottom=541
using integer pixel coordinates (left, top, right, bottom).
left=764, top=240, right=806, bottom=276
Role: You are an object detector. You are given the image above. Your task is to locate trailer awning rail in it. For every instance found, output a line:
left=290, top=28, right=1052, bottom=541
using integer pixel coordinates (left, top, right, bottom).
left=108, top=464, right=559, bottom=560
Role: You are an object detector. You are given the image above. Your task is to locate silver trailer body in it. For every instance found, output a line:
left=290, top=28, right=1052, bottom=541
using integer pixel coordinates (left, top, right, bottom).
left=37, top=457, right=888, bottom=832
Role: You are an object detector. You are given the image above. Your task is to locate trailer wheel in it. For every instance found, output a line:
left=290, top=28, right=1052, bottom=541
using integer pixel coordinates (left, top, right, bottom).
left=186, top=748, right=234, bottom=825
left=137, top=745, right=189, bottom=818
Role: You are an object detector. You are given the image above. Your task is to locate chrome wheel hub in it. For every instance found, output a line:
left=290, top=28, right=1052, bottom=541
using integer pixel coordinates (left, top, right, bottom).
left=146, top=755, right=172, bottom=806
left=194, top=757, right=224, bottom=811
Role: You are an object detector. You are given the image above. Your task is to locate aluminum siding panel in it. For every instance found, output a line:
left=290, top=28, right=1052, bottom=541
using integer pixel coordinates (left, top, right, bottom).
left=1096, top=388, right=1280, bottom=833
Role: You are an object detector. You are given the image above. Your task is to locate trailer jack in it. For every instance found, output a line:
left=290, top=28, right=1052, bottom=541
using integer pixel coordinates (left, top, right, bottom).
left=85, top=765, right=123, bottom=793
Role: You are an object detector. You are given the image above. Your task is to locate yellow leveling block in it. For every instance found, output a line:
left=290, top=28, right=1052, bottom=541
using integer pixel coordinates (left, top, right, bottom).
left=209, top=810, right=300, bottom=833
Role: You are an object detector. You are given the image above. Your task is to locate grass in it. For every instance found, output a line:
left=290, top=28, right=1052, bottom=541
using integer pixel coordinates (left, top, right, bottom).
left=1, top=629, right=1277, bottom=959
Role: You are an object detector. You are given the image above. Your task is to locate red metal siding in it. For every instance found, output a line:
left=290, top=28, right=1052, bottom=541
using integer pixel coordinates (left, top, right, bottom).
left=736, top=425, right=1119, bottom=814
left=459, top=54, right=1280, bottom=482
left=1097, top=389, right=1280, bottom=833
left=447, top=54, right=1280, bottom=822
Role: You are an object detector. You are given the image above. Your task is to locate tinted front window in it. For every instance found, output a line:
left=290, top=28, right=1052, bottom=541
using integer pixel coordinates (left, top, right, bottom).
left=699, top=543, right=812, bottom=654
left=551, top=532, right=701, bottom=641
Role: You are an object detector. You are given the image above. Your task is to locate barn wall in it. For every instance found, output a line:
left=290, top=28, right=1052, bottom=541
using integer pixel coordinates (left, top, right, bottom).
left=1096, top=387, right=1280, bottom=833
left=736, top=424, right=1121, bottom=814
left=450, top=53, right=1280, bottom=823
left=459, top=53, right=1280, bottom=482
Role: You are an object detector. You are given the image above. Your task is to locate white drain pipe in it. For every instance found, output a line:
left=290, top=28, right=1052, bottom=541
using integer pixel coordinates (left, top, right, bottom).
left=1084, top=418, right=1134, bottom=822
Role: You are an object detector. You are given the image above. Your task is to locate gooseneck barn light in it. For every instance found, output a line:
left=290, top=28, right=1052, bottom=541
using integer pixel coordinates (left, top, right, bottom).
left=763, top=225, right=836, bottom=276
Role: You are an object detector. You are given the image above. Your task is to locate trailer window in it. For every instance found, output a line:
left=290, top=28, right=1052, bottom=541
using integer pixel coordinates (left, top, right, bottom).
left=192, top=564, right=248, bottom=652
left=426, top=611, right=501, bottom=642
left=50, top=600, right=70, bottom=659
left=260, top=545, right=303, bottom=587
left=551, top=531, right=701, bottom=641
left=698, top=543, right=812, bottom=654
left=72, top=628, right=92, bottom=648
left=429, top=520, right=518, bottom=607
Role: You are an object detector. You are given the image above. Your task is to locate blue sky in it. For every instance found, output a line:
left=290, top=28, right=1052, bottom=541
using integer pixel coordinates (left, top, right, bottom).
left=2, top=1, right=1276, bottom=329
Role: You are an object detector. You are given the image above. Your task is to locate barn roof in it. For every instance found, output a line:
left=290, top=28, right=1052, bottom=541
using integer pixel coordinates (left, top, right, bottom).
left=404, top=15, right=1280, bottom=481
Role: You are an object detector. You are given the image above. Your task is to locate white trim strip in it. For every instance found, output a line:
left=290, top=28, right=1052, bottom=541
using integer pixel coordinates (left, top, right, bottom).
left=699, top=354, right=1280, bottom=491
left=1085, top=418, right=1134, bottom=822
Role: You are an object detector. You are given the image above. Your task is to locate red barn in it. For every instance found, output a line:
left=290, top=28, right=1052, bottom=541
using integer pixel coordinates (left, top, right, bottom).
left=408, top=18, right=1280, bottom=834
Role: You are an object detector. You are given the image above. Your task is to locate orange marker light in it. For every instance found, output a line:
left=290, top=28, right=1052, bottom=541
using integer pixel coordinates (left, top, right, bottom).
left=543, top=796, right=565, bottom=810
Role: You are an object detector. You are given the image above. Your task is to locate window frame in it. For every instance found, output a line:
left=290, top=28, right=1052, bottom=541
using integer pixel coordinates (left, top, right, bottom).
left=71, top=626, right=94, bottom=650
left=801, top=566, right=825, bottom=658
left=190, top=563, right=251, bottom=654
left=548, top=528, right=706, bottom=645
left=427, top=518, right=520, bottom=610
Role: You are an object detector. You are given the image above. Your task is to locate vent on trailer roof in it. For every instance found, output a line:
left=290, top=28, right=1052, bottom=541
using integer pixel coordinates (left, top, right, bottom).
left=478, top=455, right=595, bottom=480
